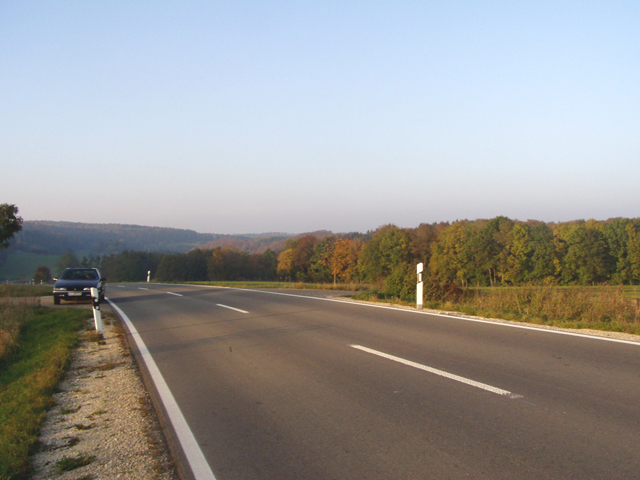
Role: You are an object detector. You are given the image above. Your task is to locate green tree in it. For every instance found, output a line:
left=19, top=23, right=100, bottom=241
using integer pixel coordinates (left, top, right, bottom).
left=207, top=248, right=250, bottom=281
left=411, top=223, right=442, bottom=273
left=561, top=223, right=613, bottom=284
left=625, top=223, right=640, bottom=284
left=476, top=216, right=514, bottom=285
left=310, top=236, right=336, bottom=282
left=253, top=249, right=277, bottom=280
left=33, top=266, right=52, bottom=283
left=603, top=218, right=635, bottom=284
left=529, top=222, right=555, bottom=282
left=429, top=221, right=473, bottom=286
left=0, top=203, right=23, bottom=249
left=106, top=250, right=162, bottom=281
left=503, top=222, right=533, bottom=284
left=291, top=235, right=317, bottom=281
left=57, top=250, right=81, bottom=271
left=358, top=225, right=412, bottom=283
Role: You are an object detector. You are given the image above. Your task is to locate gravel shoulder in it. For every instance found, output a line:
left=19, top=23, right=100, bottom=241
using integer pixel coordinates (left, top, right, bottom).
left=30, top=298, right=178, bottom=480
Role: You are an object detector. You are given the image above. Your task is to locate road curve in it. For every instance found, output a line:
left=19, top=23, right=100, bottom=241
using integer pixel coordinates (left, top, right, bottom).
left=107, top=283, right=640, bottom=480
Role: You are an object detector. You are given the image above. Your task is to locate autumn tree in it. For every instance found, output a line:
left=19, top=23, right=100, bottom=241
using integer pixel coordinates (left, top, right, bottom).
left=330, top=238, right=353, bottom=284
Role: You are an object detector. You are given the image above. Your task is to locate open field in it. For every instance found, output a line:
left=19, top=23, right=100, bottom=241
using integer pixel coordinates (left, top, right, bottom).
left=0, top=284, right=52, bottom=298
left=0, top=252, right=60, bottom=282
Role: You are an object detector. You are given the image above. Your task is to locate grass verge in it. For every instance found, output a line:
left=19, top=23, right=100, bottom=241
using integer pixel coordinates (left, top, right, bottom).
left=0, top=306, right=88, bottom=480
left=353, top=285, right=640, bottom=335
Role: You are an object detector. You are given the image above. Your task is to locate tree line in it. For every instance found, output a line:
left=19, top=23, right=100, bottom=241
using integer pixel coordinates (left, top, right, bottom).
left=81, top=217, right=640, bottom=297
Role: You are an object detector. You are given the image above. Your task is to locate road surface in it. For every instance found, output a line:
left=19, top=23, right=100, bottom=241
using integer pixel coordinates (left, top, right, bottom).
left=106, top=283, right=640, bottom=480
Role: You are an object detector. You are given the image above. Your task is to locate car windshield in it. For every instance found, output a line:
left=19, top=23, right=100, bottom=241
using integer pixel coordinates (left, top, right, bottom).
left=60, top=269, right=98, bottom=281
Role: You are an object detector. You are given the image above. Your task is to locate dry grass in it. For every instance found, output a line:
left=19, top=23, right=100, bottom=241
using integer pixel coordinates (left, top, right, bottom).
left=434, top=286, right=640, bottom=334
left=352, top=285, right=640, bottom=335
left=0, top=298, right=39, bottom=361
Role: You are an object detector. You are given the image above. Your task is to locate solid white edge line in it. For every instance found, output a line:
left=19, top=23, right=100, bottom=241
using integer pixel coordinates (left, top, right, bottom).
left=156, top=283, right=640, bottom=347
left=216, top=303, right=249, bottom=314
left=106, top=299, right=217, bottom=480
left=351, top=344, right=522, bottom=399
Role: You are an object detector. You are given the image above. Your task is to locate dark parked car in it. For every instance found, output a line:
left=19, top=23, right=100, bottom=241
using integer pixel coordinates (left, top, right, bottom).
left=53, top=268, right=107, bottom=305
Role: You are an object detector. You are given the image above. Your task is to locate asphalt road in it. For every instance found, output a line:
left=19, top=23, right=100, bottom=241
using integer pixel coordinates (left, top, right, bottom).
left=106, top=283, right=640, bottom=480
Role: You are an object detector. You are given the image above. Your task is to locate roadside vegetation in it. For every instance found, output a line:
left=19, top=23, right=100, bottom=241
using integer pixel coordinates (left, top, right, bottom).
left=0, top=299, right=88, bottom=479
left=0, top=284, right=52, bottom=298
left=353, top=284, right=640, bottom=335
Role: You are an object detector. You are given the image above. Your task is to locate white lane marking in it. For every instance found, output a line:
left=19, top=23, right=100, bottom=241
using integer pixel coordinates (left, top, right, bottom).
left=216, top=304, right=249, bottom=314
left=144, top=283, right=640, bottom=347
left=351, top=345, right=522, bottom=399
left=107, top=300, right=217, bottom=480
left=167, top=292, right=183, bottom=297
left=170, top=284, right=640, bottom=347
left=138, top=287, right=149, bottom=290
left=117, top=285, right=126, bottom=288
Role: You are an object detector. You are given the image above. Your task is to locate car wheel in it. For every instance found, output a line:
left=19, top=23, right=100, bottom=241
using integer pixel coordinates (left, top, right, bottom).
left=53, top=296, right=60, bottom=305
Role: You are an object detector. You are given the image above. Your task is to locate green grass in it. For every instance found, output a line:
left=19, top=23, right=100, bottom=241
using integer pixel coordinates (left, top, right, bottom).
left=0, top=284, right=52, bottom=298
left=54, top=453, right=95, bottom=473
left=0, top=307, right=88, bottom=480
left=0, top=252, right=60, bottom=282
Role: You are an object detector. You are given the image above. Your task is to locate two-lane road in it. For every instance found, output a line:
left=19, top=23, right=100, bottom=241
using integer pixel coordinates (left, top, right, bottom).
left=107, top=284, right=640, bottom=480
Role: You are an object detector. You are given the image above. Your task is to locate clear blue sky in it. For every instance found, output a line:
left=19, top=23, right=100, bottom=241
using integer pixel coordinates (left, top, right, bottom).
left=2, top=1, right=639, bottom=234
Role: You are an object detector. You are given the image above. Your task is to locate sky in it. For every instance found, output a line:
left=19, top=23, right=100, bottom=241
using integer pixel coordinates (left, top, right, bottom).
left=2, top=1, right=639, bottom=235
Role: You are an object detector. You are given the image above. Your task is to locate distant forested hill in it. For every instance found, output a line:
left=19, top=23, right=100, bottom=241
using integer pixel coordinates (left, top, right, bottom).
left=195, top=230, right=333, bottom=253
left=6, top=221, right=318, bottom=256
left=0, top=221, right=332, bottom=280
left=9, top=221, right=219, bottom=255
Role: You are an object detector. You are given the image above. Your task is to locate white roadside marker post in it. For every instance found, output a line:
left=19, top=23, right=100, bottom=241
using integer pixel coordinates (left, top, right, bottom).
left=417, top=262, right=424, bottom=310
left=147, top=270, right=151, bottom=283
left=90, top=287, right=103, bottom=337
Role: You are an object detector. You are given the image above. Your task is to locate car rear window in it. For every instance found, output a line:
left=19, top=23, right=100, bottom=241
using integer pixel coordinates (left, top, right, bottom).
left=60, top=269, right=98, bottom=280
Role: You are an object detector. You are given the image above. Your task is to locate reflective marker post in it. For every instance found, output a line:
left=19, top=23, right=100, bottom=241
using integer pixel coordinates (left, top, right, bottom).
left=147, top=270, right=151, bottom=283
left=90, top=287, right=103, bottom=336
left=417, top=263, right=424, bottom=310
